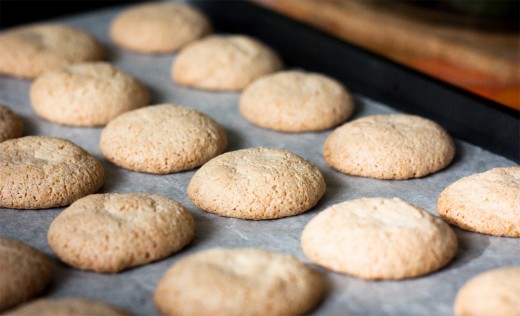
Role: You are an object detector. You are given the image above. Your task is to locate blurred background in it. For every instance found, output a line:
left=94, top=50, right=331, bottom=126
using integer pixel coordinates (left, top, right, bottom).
left=253, top=0, right=519, bottom=110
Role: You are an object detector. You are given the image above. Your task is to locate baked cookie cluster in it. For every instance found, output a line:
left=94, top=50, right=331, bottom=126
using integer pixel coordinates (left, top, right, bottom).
left=0, top=2, right=518, bottom=316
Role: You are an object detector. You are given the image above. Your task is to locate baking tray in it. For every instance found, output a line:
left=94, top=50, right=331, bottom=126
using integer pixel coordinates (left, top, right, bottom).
left=0, top=1, right=518, bottom=315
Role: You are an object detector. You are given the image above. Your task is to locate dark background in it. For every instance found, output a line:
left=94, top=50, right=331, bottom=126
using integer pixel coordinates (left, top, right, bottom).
left=0, top=1, right=142, bottom=29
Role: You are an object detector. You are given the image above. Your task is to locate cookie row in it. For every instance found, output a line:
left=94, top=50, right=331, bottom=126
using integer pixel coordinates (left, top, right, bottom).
left=4, top=39, right=352, bottom=132
left=3, top=225, right=520, bottom=316
left=4, top=60, right=353, bottom=131
left=1, top=227, right=325, bottom=315
left=0, top=3, right=209, bottom=79
left=5, top=134, right=517, bottom=237
left=3, top=118, right=518, bottom=229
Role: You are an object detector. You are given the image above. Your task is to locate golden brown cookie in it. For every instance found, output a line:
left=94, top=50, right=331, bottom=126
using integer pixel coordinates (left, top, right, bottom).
left=0, top=24, right=104, bottom=79
left=172, top=35, right=283, bottom=91
left=100, top=104, right=227, bottom=174
left=4, top=298, right=127, bottom=316
left=30, top=62, right=150, bottom=126
left=454, top=267, right=520, bottom=316
left=240, top=71, right=354, bottom=132
left=0, top=105, right=23, bottom=142
left=0, top=136, right=104, bottom=209
left=0, top=238, right=53, bottom=311
left=154, top=248, right=325, bottom=316
left=187, top=147, right=326, bottom=220
left=438, top=166, right=520, bottom=237
left=301, top=198, right=458, bottom=280
left=48, top=193, right=195, bottom=273
left=110, top=2, right=211, bottom=53
left=323, top=114, right=455, bottom=179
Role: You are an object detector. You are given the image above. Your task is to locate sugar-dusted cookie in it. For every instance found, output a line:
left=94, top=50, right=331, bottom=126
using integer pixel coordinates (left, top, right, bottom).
left=48, top=193, right=195, bottom=273
left=240, top=71, right=354, bottom=132
left=0, top=24, right=104, bottom=79
left=30, top=62, right=150, bottom=126
left=0, top=238, right=53, bottom=310
left=0, top=136, right=104, bottom=209
left=172, top=35, right=283, bottom=91
left=110, top=2, right=211, bottom=53
left=0, top=105, right=23, bottom=142
left=323, top=114, right=455, bottom=179
left=187, top=147, right=326, bottom=220
left=301, top=198, right=457, bottom=280
left=438, top=166, right=520, bottom=237
left=454, top=267, right=520, bottom=316
left=154, top=248, right=325, bottom=316
left=4, top=298, right=127, bottom=316
left=100, top=104, right=227, bottom=174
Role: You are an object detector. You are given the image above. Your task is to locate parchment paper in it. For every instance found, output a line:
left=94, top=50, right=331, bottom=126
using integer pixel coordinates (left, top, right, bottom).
left=0, top=4, right=518, bottom=316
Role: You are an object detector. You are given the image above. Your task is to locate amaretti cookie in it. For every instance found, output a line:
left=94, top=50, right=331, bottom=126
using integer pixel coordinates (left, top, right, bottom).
left=454, top=267, right=520, bottom=316
left=0, top=238, right=53, bottom=310
left=4, top=298, right=127, bottom=316
left=0, top=105, right=23, bottom=142
left=240, top=71, right=354, bottom=132
left=31, top=62, right=150, bottom=126
left=301, top=198, right=458, bottom=280
left=0, top=136, right=104, bottom=209
left=172, top=35, right=283, bottom=91
left=100, top=104, right=227, bottom=174
left=323, top=114, right=455, bottom=179
left=438, top=166, right=520, bottom=237
left=187, top=147, right=326, bottom=220
left=110, top=2, right=211, bottom=53
left=48, top=193, right=195, bottom=273
left=154, top=248, right=325, bottom=316
left=0, top=24, right=104, bottom=79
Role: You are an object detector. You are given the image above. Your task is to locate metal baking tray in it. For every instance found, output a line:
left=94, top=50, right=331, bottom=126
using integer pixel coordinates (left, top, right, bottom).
left=0, top=1, right=518, bottom=315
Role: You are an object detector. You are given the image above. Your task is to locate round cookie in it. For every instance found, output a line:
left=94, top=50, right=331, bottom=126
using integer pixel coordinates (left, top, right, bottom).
left=323, top=114, right=455, bottom=179
left=0, top=24, right=104, bottom=79
left=100, top=104, right=227, bottom=174
left=438, top=166, right=520, bottom=237
left=0, top=105, right=23, bottom=142
left=172, top=35, right=283, bottom=91
left=4, top=298, right=127, bottom=316
left=110, top=2, right=211, bottom=53
left=187, top=147, right=326, bottom=220
left=454, top=267, right=520, bottom=316
left=240, top=71, right=354, bottom=132
left=154, top=248, right=325, bottom=316
left=30, top=62, right=150, bottom=126
left=0, top=136, right=104, bottom=209
left=301, top=198, right=458, bottom=280
left=48, top=193, right=195, bottom=273
left=0, top=238, right=53, bottom=310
